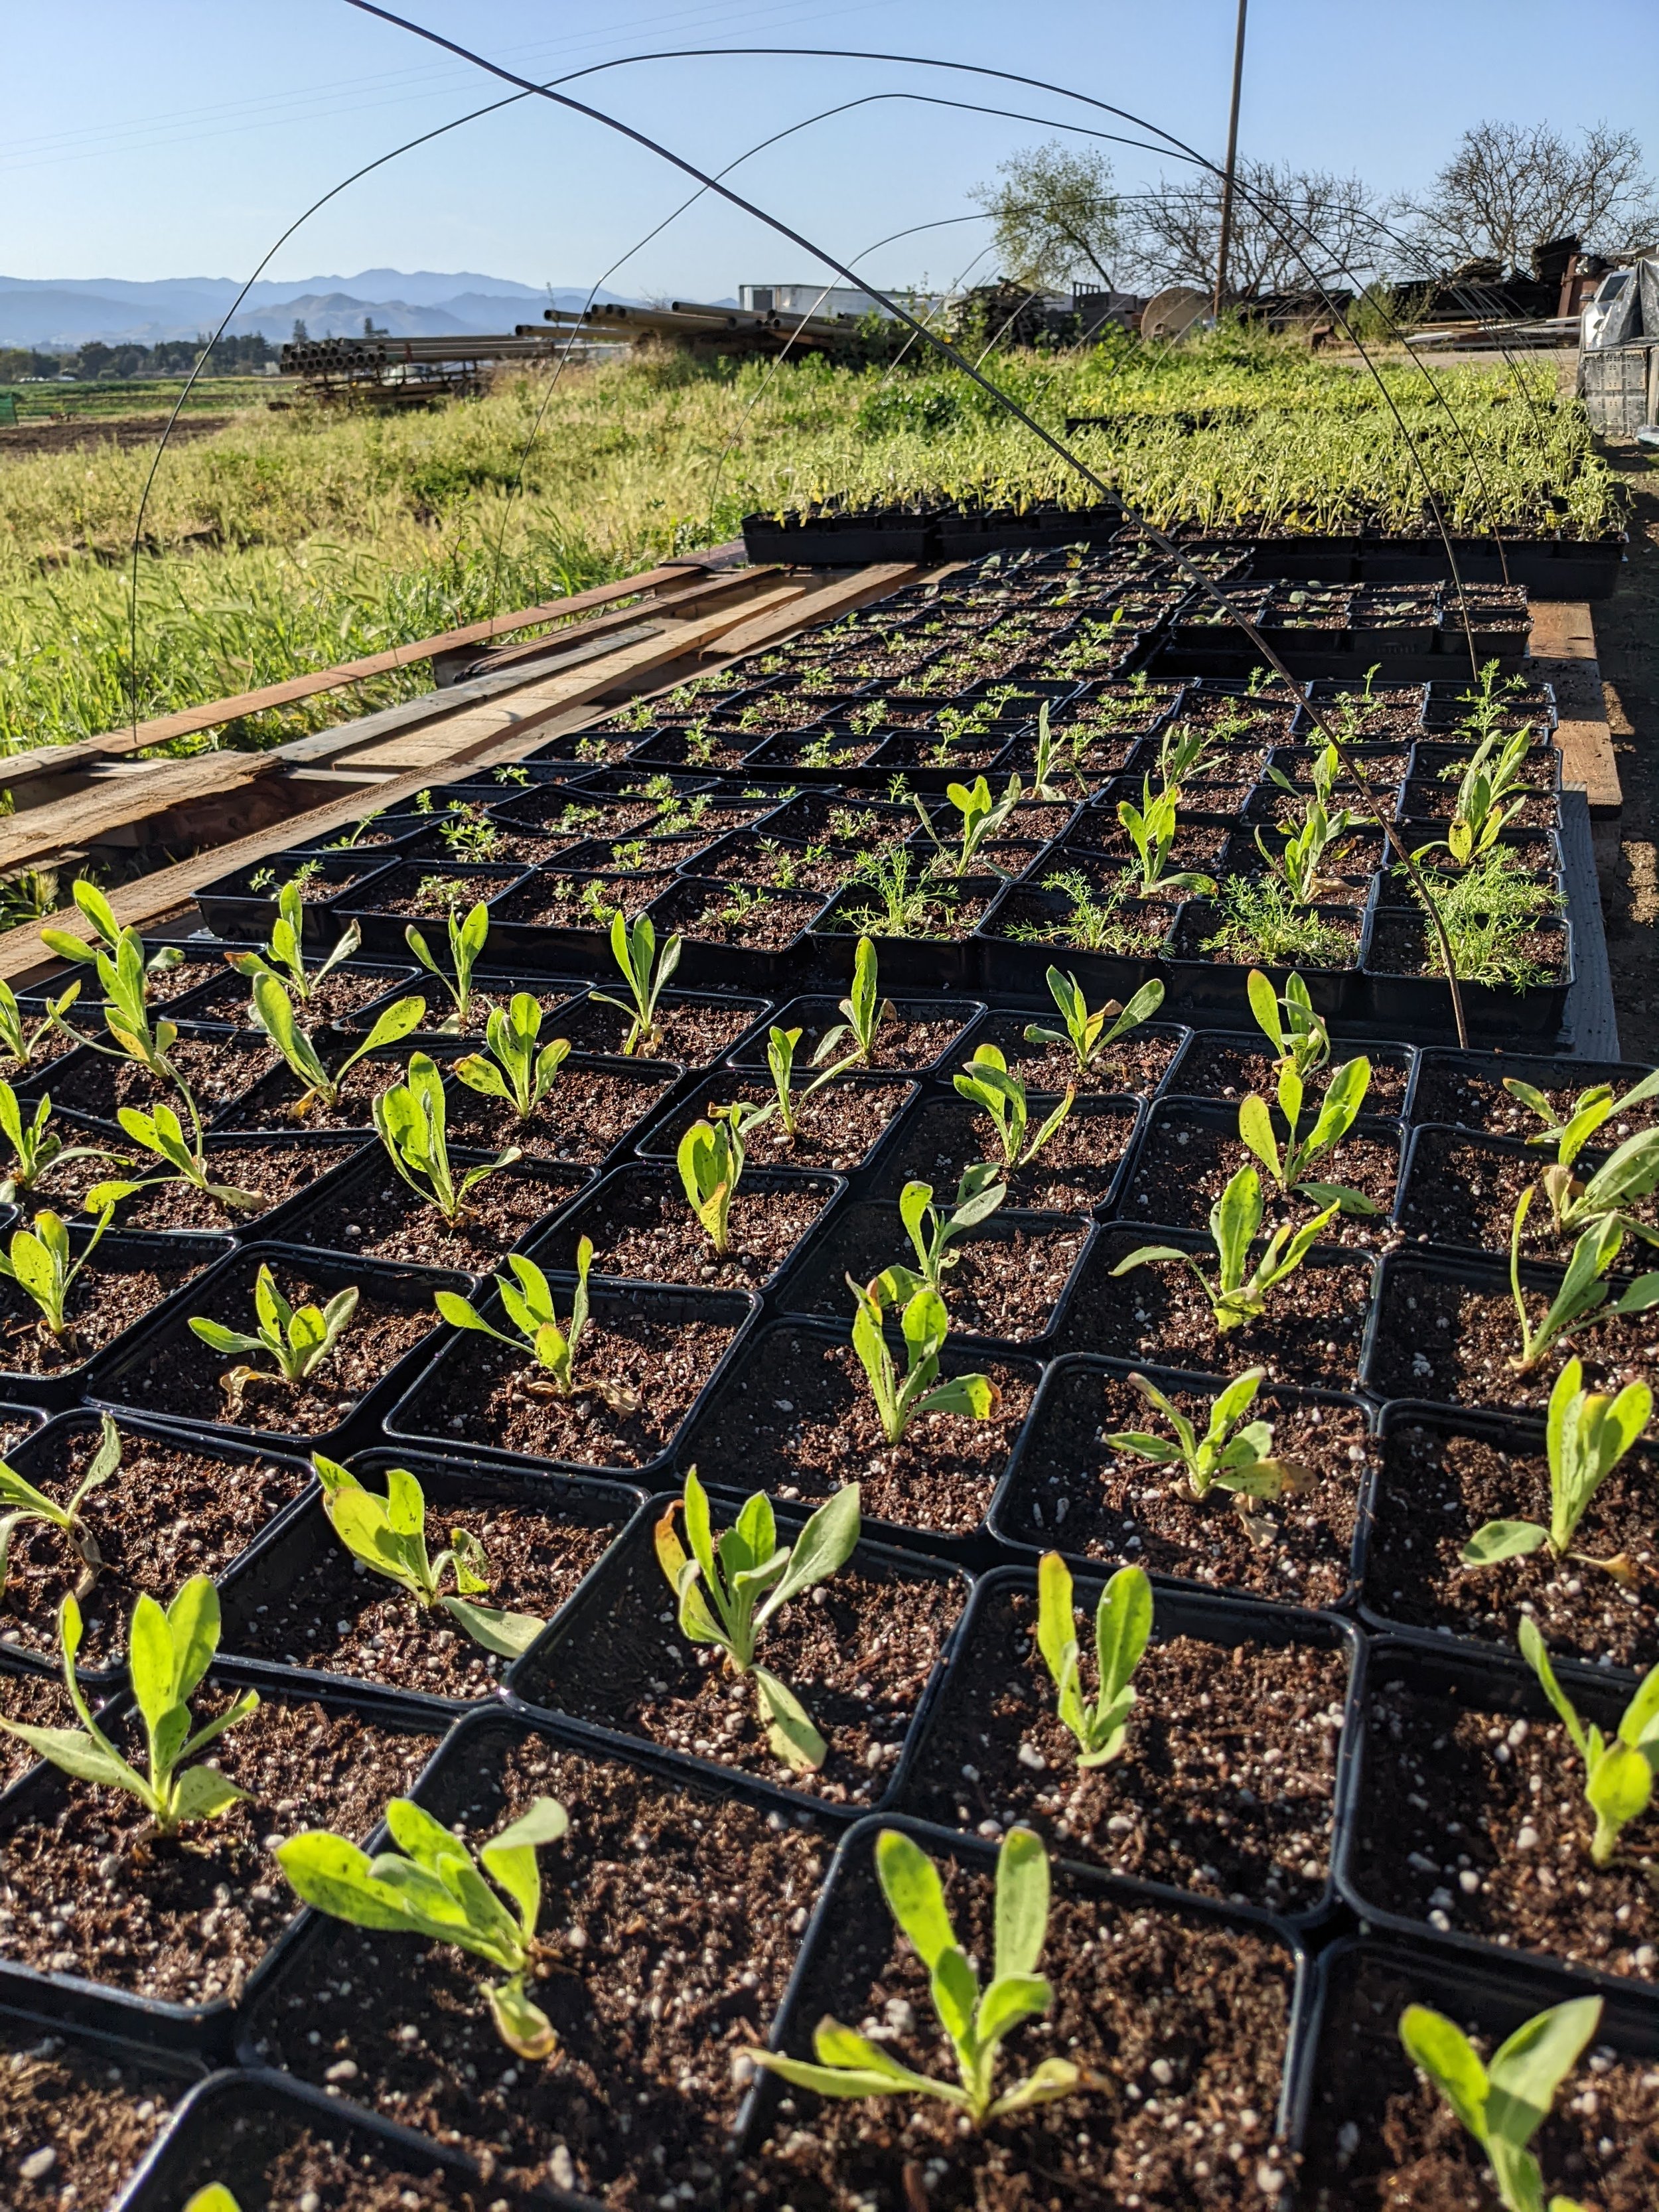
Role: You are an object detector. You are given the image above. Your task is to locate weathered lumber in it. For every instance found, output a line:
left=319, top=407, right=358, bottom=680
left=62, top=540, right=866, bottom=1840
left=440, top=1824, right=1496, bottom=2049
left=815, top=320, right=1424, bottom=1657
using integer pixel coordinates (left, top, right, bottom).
left=1530, top=599, right=1621, bottom=818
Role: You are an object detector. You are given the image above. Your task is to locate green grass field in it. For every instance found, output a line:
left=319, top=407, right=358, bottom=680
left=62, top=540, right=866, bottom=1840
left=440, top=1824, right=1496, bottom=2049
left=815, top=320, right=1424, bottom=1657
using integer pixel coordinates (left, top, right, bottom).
left=0, top=376, right=275, bottom=422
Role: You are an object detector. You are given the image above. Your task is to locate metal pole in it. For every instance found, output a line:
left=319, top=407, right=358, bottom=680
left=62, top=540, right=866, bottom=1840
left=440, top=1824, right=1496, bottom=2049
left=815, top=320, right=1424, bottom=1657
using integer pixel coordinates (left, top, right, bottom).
left=1212, top=0, right=1248, bottom=317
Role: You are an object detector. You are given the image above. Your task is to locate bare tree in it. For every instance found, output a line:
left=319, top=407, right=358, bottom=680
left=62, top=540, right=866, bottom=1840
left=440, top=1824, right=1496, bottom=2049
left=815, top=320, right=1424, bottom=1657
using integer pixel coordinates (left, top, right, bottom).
left=1120, top=161, right=1380, bottom=298
left=972, top=141, right=1122, bottom=293
left=1399, top=120, right=1659, bottom=273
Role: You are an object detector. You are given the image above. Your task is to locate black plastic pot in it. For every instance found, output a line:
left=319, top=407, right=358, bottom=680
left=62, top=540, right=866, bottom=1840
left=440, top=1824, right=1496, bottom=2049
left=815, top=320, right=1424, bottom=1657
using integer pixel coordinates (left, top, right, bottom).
left=633, top=874, right=828, bottom=992
left=193, top=853, right=400, bottom=947
left=524, top=1159, right=845, bottom=1297
left=729, top=730, right=885, bottom=783
left=725, top=992, right=985, bottom=1080
left=1161, top=1028, right=1415, bottom=1109
left=1116, top=1096, right=1404, bottom=1238
left=0, top=1226, right=234, bottom=1413
left=1370, top=826, right=1565, bottom=909
left=806, top=876, right=1004, bottom=992
left=1163, top=898, right=1364, bottom=1023
left=1358, top=909, right=1574, bottom=1043
left=266, top=1143, right=591, bottom=1270
left=330, top=861, right=535, bottom=961
left=633, top=1069, right=920, bottom=1187
left=972, top=880, right=1172, bottom=1002
left=870, top=1092, right=1145, bottom=1220
left=163, top=954, right=425, bottom=1033
left=86, top=1241, right=469, bottom=1458
left=1404, top=1045, right=1656, bottom=1132
left=464, top=867, right=676, bottom=974
left=1421, top=676, right=1559, bottom=732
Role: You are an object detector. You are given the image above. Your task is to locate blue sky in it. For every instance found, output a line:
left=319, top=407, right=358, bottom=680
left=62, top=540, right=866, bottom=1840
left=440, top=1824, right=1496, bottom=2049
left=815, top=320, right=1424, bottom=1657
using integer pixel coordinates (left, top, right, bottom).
left=8, top=0, right=1656, bottom=299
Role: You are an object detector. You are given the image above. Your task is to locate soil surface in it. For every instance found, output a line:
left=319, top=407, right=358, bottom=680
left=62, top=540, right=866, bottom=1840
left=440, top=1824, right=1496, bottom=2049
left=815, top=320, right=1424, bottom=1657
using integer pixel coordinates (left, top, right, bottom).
left=535, top=1166, right=833, bottom=1291
left=0, top=1672, right=74, bottom=1789
left=30, top=1134, right=364, bottom=1232
left=692, top=836, right=856, bottom=899
left=0, top=1246, right=214, bottom=1379
left=1350, top=1669, right=1658, bottom=1984
left=879, top=1096, right=1137, bottom=1215
left=646, top=1077, right=914, bottom=1176
left=213, top=1052, right=404, bottom=1132
left=0, top=411, right=232, bottom=457
left=0, top=1421, right=307, bottom=1672
left=349, top=867, right=523, bottom=920
left=969, top=1012, right=1184, bottom=1098
left=0, top=2018, right=185, bottom=2211
left=492, top=873, right=669, bottom=932
left=1121, top=1114, right=1401, bottom=1245
left=782, top=1206, right=1088, bottom=1341
left=281, top=1157, right=584, bottom=1271
left=997, top=1366, right=1372, bottom=1606
left=157, top=2104, right=537, bottom=2212
left=39, top=1033, right=275, bottom=1124
left=732, top=1004, right=975, bottom=1076
left=245, top=1727, right=831, bottom=2208
left=1411, top=1055, right=1659, bottom=1134
left=0, top=1689, right=440, bottom=2006
left=553, top=991, right=764, bottom=1067
left=444, top=1060, right=676, bottom=1163
left=528, top=1536, right=962, bottom=1807
left=901, top=1582, right=1348, bottom=1914
left=1395, top=1126, right=1656, bottom=1254
left=686, top=1326, right=1034, bottom=1539
left=1060, top=1226, right=1375, bottom=1390
left=1171, top=1038, right=1409, bottom=1115
left=181, top=962, right=410, bottom=1027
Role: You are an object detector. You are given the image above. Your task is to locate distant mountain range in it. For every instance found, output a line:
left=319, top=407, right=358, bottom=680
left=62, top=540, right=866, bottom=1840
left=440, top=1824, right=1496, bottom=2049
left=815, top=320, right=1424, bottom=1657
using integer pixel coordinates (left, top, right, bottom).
left=0, top=271, right=635, bottom=350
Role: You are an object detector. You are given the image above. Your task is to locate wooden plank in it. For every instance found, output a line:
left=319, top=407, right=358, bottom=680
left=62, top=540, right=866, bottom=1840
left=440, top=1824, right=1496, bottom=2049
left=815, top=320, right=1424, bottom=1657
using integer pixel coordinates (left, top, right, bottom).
left=1529, top=599, right=1622, bottom=818
left=0, top=751, right=281, bottom=873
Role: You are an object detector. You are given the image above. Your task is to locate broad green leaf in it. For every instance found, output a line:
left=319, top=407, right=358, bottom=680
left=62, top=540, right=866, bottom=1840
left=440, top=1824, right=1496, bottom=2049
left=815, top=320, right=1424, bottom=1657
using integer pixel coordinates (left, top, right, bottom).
left=1095, top=1565, right=1153, bottom=1702
left=754, top=1664, right=828, bottom=1771
left=127, top=1589, right=177, bottom=1734
left=876, top=1828, right=957, bottom=1970
left=1486, top=1996, right=1603, bottom=2150
left=975, top=1970, right=1050, bottom=2048
left=1400, top=2004, right=1491, bottom=2146
left=440, top=1595, right=547, bottom=1659
left=1236, top=1094, right=1281, bottom=1179
left=768, top=1483, right=861, bottom=1613
left=1461, top=1520, right=1550, bottom=1566
left=0, top=1720, right=135, bottom=1792
left=993, top=1825, right=1050, bottom=1982
left=986, top=2054, right=1084, bottom=2118
left=169, top=1766, right=249, bottom=1823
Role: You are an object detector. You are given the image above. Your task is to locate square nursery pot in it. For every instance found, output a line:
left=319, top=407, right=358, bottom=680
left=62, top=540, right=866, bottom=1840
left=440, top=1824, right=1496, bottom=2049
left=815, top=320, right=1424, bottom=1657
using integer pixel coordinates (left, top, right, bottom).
left=1162, top=1027, right=1414, bottom=1119
left=1057, top=1222, right=1379, bottom=1394
left=0, top=1408, right=316, bottom=1688
left=522, top=1159, right=843, bottom=1299
left=972, top=880, right=1173, bottom=1003
left=18, top=1118, right=370, bottom=1244
left=1116, top=1097, right=1404, bottom=1246
left=548, top=982, right=772, bottom=1069
left=386, top=1274, right=759, bottom=1483
left=757, top=791, right=918, bottom=851
left=193, top=853, right=399, bottom=946
left=644, top=875, right=834, bottom=992
left=806, top=876, right=1005, bottom=994
left=777, top=1201, right=1092, bottom=1347
left=726, top=992, right=985, bottom=1078
left=963, top=1009, right=1191, bottom=1103
left=988, top=1355, right=1380, bottom=1613
left=1294, top=678, right=1430, bottom=739
left=889, top=1565, right=1364, bottom=1926
left=1421, top=675, right=1560, bottom=731
left=116, top=2066, right=556, bottom=2212
left=740, top=1812, right=1309, bottom=2203
left=330, top=861, right=533, bottom=960
left=623, top=728, right=763, bottom=773
left=871, top=1092, right=1145, bottom=1218
left=214, top=1445, right=650, bottom=1714
left=1336, top=1637, right=1659, bottom=1998
left=0, top=1994, right=205, bottom=2207
left=1291, top=1937, right=1657, bottom=2212
left=234, top=1702, right=850, bottom=2202
left=1163, top=899, right=1364, bottom=1024
left=741, top=729, right=887, bottom=781
left=168, top=955, right=425, bottom=1033
left=0, top=1226, right=232, bottom=1414
left=1370, top=826, right=1566, bottom=910
left=1391, top=1118, right=1654, bottom=1259
left=684, top=828, right=863, bottom=903
left=669, top=1315, right=1043, bottom=1564
left=0, top=1665, right=449, bottom=2063
left=508, top=1495, right=972, bottom=1816
left=1406, top=1045, right=1659, bottom=1135
left=85, top=1242, right=469, bottom=1457
left=17, top=1030, right=282, bottom=1132
left=1359, top=911, right=1575, bottom=1044
left=634, top=1069, right=920, bottom=1185
left=1360, top=1398, right=1659, bottom=1676
left=437, top=1049, right=683, bottom=1172
left=265, top=1146, right=591, bottom=1275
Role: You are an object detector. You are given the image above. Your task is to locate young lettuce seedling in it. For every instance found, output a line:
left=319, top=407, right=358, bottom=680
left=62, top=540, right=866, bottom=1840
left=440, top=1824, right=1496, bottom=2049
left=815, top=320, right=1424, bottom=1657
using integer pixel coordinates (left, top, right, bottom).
left=1112, top=1165, right=1340, bottom=1334
left=1463, top=1356, right=1651, bottom=1580
left=1236, top=1045, right=1378, bottom=1216
left=0, top=1410, right=121, bottom=1599
left=1422, top=724, right=1536, bottom=867
left=1518, top=1617, right=1659, bottom=1867
left=1104, top=1365, right=1309, bottom=1516
left=0, top=1197, right=122, bottom=1342
left=1023, top=969, right=1165, bottom=1081
left=592, top=910, right=682, bottom=1058
left=0, top=1578, right=257, bottom=1835
left=252, top=974, right=425, bottom=1117
left=1399, top=1994, right=1600, bottom=2212
left=0, top=1081, right=125, bottom=1203
left=873, top=1166, right=1007, bottom=1303
left=39, top=880, right=184, bottom=993
left=678, top=1100, right=773, bottom=1258
left=189, top=1262, right=358, bottom=1418
left=763, top=1025, right=842, bottom=1140
left=1505, top=1193, right=1659, bottom=1374
left=750, top=1825, right=1083, bottom=2125
left=0, top=978, right=80, bottom=1072
left=811, top=935, right=894, bottom=1070
left=226, top=877, right=362, bottom=1007
left=437, top=1239, right=639, bottom=1412
left=1035, top=1553, right=1151, bottom=1768
left=954, top=1045, right=1075, bottom=1175
left=655, top=1468, right=861, bottom=1770
left=1537, top=1127, right=1659, bottom=1248
left=98, top=1097, right=267, bottom=1218
left=455, top=994, right=571, bottom=1122
left=277, top=1793, right=569, bottom=2059
left=1116, top=775, right=1216, bottom=897
left=1504, top=1069, right=1659, bottom=1157
left=913, top=774, right=1024, bottom=879
left=1246, top=967, right=1333, bottom=1084
left=373, top=1053, right=522, bottom=1227
left=312, top=1454, right=547, bottom=1658
left=404, top=899, right=489, bottom=1031
left=847, top=1273, right=999, bottom=1445
left=1256, top=744, right=1364, bottom=905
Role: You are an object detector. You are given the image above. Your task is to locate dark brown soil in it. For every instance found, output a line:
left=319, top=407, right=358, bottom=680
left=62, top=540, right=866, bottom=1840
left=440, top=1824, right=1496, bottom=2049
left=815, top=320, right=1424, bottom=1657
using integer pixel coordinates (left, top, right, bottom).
left=734, top=1005, right=975, bottom=1076
left=531, top=1540, right=962, bottom=1806
left=829, top=882, right=999, bottom=944
left=657, top=883, right=826, bottom=950
left=1171, top=1039, right=1409, bottom=1115
left=0, top=411, right=232, bottom=458
left=0, top=1422, right=307, bottom=1672
left=687, top=1326, right=1033, bottom=1538
left=245, top=1728, right=830, bottom=2208
left=226, top=1496, right=620, bottom=1698
left=1364, top=1419, right=1658, bottom=1668
left=1298, top=1950, right=1659, bottom=2212
left=968, top=1013, right=1185, bottom=1099
left=157, top=2104, right=535, bottom=2212
left=646, top=1077, right=914, bottom=1175
left=1175, top=697, right=1299, bottom=740
left=553, top=991, right=764, bottom=1067
left=213, top=1052, right=404, bottom=1132
left=763, top=797, right=912, bottom=849
left=0, top=1246, right=214, bottom=1378
left=997, top=1366, right=1372, bottom=1606
left=38, top=1033, right=275, bottom=1124
left=535, top=1166, right=833, bottom=1290
left=879, top=1096, right=1137, bottom=1214
left=1411, top=1057, right=1659, bottom=1135
left=490, top=792, right=658, bottom=838
left=747, top=1848, right=1295, bottom=2212
left=1061, top=1226, right=1374, bottom=1390
left=407, top=1306, right=740, bottom=1469
left=1350, top=1670, right=1658, bottom=1983
left=1368, top=912, right=1567, bottom=986
left=492, top=873, right=670, bottom=931
left=782, top=1207, right=1088, bottom=1341
left=0, top=1672, right=73, bottom=1789
left=1400, top=781, right=1559, bottom=829
left=284, top=1157, right=583, bottom=1271
left=901, top=1582, right=1347, bottom=1913
left=1366, top=1259, right=1658, bottom=1414
left=1121, top=1116, right=1400, bottom=1244
left=106, top=1268, right=438, bottom=1438
left=878, top=737, right=1008, bottom=773
left=0, top=2019, right=185, bottom=2210
left=631, top=731, right=757, bottom=770
left=1396, top=1127, right=1654, bottom=1254
left=691, top=836, right=856, bottom=898
left=1060, top=820, right=1231, bottom=871
left=0, top=1690, right=441, bottom=2006
left=30, top=1135, right=364, bottom=1232
left=350, top=867, right=522, bottom=920
left=445, top=1060, right=676, bottom=1163
left=1, top=1024, right=79, bottom=1084
left=180, top=962, right=411, bottom=1027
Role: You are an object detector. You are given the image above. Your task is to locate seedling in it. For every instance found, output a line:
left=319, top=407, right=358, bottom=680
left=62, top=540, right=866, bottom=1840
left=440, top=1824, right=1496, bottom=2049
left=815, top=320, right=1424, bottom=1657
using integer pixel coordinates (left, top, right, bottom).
left=1104, top=1366, right=1309, bottom=1515
left=1399, top=1994, right=1599, bottom=2212
left=655, top=1469, right=861, bottom=1770
left=226, top=879, right=361, bottom=1007
left=1504, top=1069, right=1659, bottom=1162
left=1504, top=1193, right=1659, bottom=1374
left=1200, top=880, right=1354, bottom=970
left=184, top=2191, right=241, bottom=2212
left=843, top=848, right=940, bottom=936
left=812, top=936, right=895, bottom=1069
left=1236, top=1040, right=1377, bottom=1216
left=1424, top=726, right=1536, bottom=866
left=1532, top=1120, right=1659, bottom=1248
left=1024, top=970, right=1165, bottom=1080
left=762, top=1025, right=841, bottom=1139
left=1007, top=869, right=1149, bottom=956
left=455, top=994, right=571, bottom=1122
left=373, top=1053, right=522, bottom=1227
left=0, top=978, right=80, bottom=1070
left=873, top=1166, right=1007, bottom=1302
left=1116, top=776, right=1216, bottom=896
left=312, top=1455, right=547, bottom=1659
left=0, top=1197, right=121, bottom=1341
left=750, top=1826, right=1082, bottom=2125
left=1246, top=968, right=1333, bottom=1084
left=0, top=1082, right=124, bottom=1203
left=436, top=1240, right=638, bottom=1412
left=38, top=880, right=184, bottom=992
left=1112, top=1166, right=1340, bottom=1333
left=1151, top=717, right=1227, bottom=796
left=250, top=860, right=323, bottom=897
left=1523, top=1616, right=1659, bottom=1871
left=1035, top=1553, right=1151, bottom=1767
left=277, top=1794, right=569, bottom=2059
left=914, top=774, right=1023, bottom=879
left=1256, top=747, right=1364, bottom=904
left=103, top=1098, right=267, bottom=1216
left=437, top=804, right=502, bottom=863
left=1027, top=700, right=1084, bottom=801
left=678, top=1100, right=773, bottom=1258
left=252, top=974, right=425, bottom=1116
left=1463, top=1357, right=1650, bottom=1579
left=591, top=910, right=682, bottom=1058
left=323, top=806, right=388, bottom=847
left=847, top=1273, right=999, bottom=1445
left=0, top=1578, right=257, bottom=1836
left=49, top=924, right=184, bottom=1090
left=405, top=899, right=489, bottom=1031
left=954, top=1045, right=1075, bottom=1174
left=189, top=1263, right=358, bottom=1419
left=0, top=1410, right=120, bottom=1599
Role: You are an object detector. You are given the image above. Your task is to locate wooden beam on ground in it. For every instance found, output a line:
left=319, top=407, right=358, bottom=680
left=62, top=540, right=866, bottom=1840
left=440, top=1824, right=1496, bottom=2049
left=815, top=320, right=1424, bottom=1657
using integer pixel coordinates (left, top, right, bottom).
left=0, top=752, right=283, bottom=877
left=1530, top=600, right=1622, bottom=822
